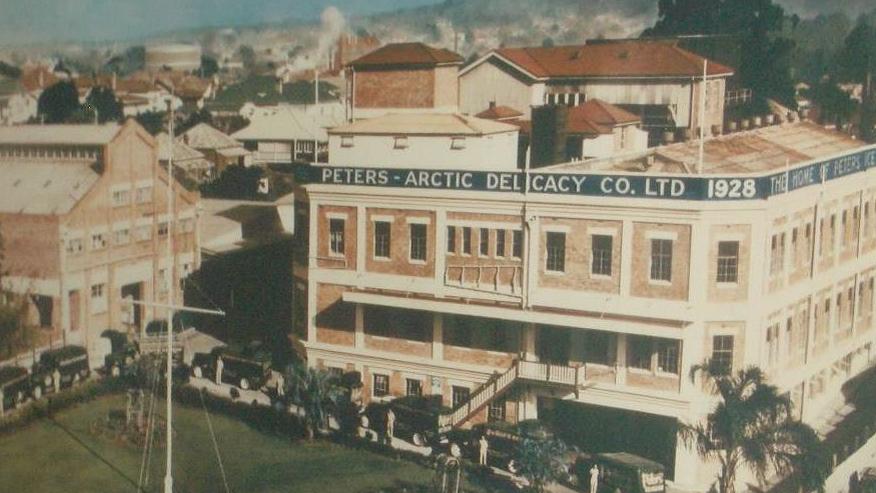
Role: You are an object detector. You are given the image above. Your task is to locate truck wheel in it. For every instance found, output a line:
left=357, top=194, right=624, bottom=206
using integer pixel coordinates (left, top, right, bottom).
left=33, top=386, right=43, bottom=400
left=239, top=378, right=250, bottom=390
left=412, top=432, right=426, bottom=447
left=111, top=365, right=121, bottom=377
left=125, top=356, right=134, bottom=365
left=360, top=415, right=370, bottom=429
left=507, top=459, right=519, bottom=474
left=15, top=391, right=23, bottom=408
left=193, top=366, right=203, bottom=379
left=73, top=373, right=81, bottom=386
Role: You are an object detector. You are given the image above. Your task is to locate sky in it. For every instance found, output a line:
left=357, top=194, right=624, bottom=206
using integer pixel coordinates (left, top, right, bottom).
left=0, top=0, right=439, bottom=45
left=0, top=0, right=871, bottom=46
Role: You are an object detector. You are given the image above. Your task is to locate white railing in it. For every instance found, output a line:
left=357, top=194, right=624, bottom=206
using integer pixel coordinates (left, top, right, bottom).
left=518, top=360, right=581, bottom=387
left=444, top=264, right=522, bottom=295
left=725, top=88, right=753, bottom=107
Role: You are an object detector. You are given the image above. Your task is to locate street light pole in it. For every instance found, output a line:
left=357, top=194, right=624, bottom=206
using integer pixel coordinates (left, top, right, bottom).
left=160, top=81, right=176, bottom=493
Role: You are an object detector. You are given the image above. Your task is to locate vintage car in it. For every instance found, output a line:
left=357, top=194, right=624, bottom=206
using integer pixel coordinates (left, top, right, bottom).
left=102, top=330, right=139, bottom=377
left=191, top=343, right=272, bottom=390
left=361, top=395, right=450, bottom=447
left=31, top=345, right=89, bottom=398
left=435, top=419, right=557, bottom=473
left=0, top=366, right=32, bottom=410
left=573, top=452, right=666, bottom=493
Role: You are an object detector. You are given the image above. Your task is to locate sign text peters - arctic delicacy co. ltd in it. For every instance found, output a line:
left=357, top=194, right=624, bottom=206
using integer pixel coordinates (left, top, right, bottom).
left=299, top=148, right=876, bottom=201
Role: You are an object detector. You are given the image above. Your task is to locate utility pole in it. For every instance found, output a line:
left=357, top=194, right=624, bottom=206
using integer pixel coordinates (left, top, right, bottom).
left=164, top=83, right=175, bottom=493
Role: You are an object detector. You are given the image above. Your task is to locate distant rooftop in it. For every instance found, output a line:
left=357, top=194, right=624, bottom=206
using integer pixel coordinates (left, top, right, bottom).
left=233, top=105, right=344, bottom=142
left=0, top=124, right=120, bottom=146
left=551, top=121, right=865, bottom=175
left=178, top=123, right=242, bottom=150
left=471, top=40, right=734, bottom=80
left=475, top=105, right=523, bottom=120
left=348, top=42, right=463, bottom=69
left=565, top=99, right=640, bottom=135
left=0, top=161, right=99, bottom=214
left=329, top=113, right=518, bottom=136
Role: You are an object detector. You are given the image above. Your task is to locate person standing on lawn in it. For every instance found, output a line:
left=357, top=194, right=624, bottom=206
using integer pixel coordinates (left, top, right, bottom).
left=478, top=435, right=489, bottom=466
left=215, top=356, right=224, bottom=385
left=52, top=368, right=61, bottom=394
left=385, top=408, right=396, bottom=441
left=590, top=463, right=600, bottom=493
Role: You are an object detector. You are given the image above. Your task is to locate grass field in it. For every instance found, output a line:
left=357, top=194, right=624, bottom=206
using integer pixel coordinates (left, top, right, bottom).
left=0, top=394, right=446, bottom=493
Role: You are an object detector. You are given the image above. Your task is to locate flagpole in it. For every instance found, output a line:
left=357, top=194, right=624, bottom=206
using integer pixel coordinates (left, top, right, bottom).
left=697, top=59, right=708, bottom=174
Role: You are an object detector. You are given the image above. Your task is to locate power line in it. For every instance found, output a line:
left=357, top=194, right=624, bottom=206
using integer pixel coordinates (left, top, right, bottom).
left=199, top=388, right=231, bottom=493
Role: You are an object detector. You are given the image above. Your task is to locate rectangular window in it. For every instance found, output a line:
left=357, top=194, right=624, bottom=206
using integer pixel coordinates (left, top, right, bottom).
left=373, top=374, right=389, bottom=397
left=157, top=222, right=168, bottom=237
left=770, top=234, right=784, bottom=274
left=650, top=238, right=673, bottom=282
left=113, top=228, right=130, bottom=246
left=479, top=228, right=489, bottom=256
left=91, top=233, right=107, bottom=250
left=496, top=229, right=506, bottom=257
left=716, top=241, right=739, bottom=283
left=656, top=339, right=679, bottom=374
left=591, top=234, right=612, bottom=276
left=410, top=223, right=427, bottom=262
left=65, top=238, right=83, bottom=254
left=452, top=386, right=470, bottom=409
left=447, top=226, right=456, bottom=254
left=627, top=336, right=652, bottom=370
left=512, top=230, right=523, bottom=258
left=374, top=221, right=391, bottom=259
left=712, top=335, right=734, bottom=374
left=90, top=283, right=104, bottom=299
left=112, top=189, right=130, bottom=207
left=462, top=227, right=472, bottom=255
left=329, top=218, right=345, bottom=256
left=488, top=399, right=506, bottom=422
left=405, top=378, right=422, bottom=397
left=90, top=283, right=107, bottom=314
left=546, top=232, right=566, bottom=273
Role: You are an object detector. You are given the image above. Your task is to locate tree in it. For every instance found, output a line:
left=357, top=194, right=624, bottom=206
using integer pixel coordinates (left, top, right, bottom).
left=284, top=363, right=343, bottom=440
left=642, top=0, right=797, bottom=107
left=680, top=361, right=828, bottom=493
left=134, top=111, right=166, bottom=135
left=37, top=80, right=80, bottom=123
left=516, top=434, right=568, bottom=493
left=836, top=22, right=876, bottom=141
left=177, top=108, right=213, bottom=135
left=200, top=55, right=219, bottom=78
left=0, top=228, right=28, bottom=357
left=809, top=81, right=856, bottom=127
left=85, top=86, right=123, bottom=123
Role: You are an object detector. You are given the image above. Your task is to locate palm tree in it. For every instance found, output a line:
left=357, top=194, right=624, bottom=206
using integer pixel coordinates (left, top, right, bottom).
left=680, top=360, right=828, bottom=493
left=284, top=363, right=343, bottom=440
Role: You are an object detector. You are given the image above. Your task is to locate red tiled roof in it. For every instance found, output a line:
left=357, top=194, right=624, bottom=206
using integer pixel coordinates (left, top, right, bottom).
left=476, top=104, right=524, bottom=120
left=19, top=67, right=58, bottom=93
left=492, top=40, right=734, bottom=79
left=566, top=99, right=640, bottom=135
left=348, top=42, right=463, bottom=68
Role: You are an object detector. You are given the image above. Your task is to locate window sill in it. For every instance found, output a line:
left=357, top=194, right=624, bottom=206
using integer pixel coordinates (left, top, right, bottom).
left=647, top=279, right=672, bottom=287
left=545, top=270, right=566, bottom=277
left=627, top=367, right=652, bottom=375
left=409, top=259, right=427, bottom=265
left=716, top=282, right=739, bottom=289
left=373, top=256, right=392, bottom=262
left=590, top=273, right=612, bottom=280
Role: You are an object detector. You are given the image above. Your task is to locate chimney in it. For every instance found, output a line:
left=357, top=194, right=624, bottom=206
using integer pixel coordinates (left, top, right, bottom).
left=727, top=121, right=738, bottom=133
left=38, top=70, right=44, bottom=89
left=531, top=105, right=568, bottom=168
left=489, top=101, right=496, bottom=109
left=111, top=72, right=117, bottom=91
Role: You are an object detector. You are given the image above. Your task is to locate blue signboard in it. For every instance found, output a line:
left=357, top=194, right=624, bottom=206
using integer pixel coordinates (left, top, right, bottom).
left=294, top=148, right=876, bottom=201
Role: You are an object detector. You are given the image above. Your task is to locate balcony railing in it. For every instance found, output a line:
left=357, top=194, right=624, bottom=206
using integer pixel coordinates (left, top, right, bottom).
left=444, top=264, right=522, bottom=296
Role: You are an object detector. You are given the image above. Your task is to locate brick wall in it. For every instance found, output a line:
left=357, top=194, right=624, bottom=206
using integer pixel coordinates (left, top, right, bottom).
left=315, top=283, right=355, bottom=346
left=537, top=217, right=622, bottom=293
left=354, top=69, right=436, bottom=109
left=316, top=205, right=357, bottom=270
left=365, top=208, right=435, bottom=278
left=630, top=222, right=691, bottom=301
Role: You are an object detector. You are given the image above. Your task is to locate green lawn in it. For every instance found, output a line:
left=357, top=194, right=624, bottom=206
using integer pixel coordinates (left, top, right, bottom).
left=0, top=395, right=444, bottom=493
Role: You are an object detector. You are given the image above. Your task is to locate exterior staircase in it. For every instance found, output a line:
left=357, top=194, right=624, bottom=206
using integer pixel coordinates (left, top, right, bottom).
left=438, top=359, right=584, bottom=432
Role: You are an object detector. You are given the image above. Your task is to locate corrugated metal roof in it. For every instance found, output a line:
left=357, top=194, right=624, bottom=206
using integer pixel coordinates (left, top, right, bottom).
left=178, top=123, right=242, bottom=150
left=232, top=105, right=344, bottom=142
left=0, top=161, right=99, bottom=214
left=0, top=124, right=120, bottom=145
left=553, top=121, right=865, bottom=175
left=328, top=113, right=518, bottom=136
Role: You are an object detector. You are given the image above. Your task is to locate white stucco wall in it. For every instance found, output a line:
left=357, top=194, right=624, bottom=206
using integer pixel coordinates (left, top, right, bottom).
left=328, top=131, right=520, bottom=170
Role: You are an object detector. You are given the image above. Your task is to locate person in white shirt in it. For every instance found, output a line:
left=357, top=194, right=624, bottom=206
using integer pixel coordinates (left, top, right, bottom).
left=590, top=464, right=600, bottom=493
left=478, top=435, right=489, bottom=466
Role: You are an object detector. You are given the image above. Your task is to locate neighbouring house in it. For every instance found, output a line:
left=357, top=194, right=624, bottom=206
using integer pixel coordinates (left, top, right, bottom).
left=327, top=112, right=519, bottom=170
left=530, top=99, right=650, bottom=166
left=0, top=79, right=38, bottom=125
left=346, top=42, right=464, bottom=120
left=157, top=132, right=215, bottom=185
left=177, top=122, right=251, bottom=172
left=459, top=39, right=734, bottom=144
left=232, top=103, right=345, bottom=165
left=0, top=120, right=200, bottom=366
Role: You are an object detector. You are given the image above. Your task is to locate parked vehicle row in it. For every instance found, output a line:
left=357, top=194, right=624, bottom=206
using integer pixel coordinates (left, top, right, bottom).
left=190, top=342, right=273, bottom=391
left=0, top=345, right=91, bottom=409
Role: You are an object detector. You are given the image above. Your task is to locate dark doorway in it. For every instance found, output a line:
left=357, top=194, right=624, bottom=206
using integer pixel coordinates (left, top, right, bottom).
left=68, top=290, right=80, bottom=332
left=536, top=325, right=571, bottom=364
left=31, top=295, right=53, bottom=328
left=120, top=282, right=143, bottom=329
left=539, top=398, right=679, bottom=480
